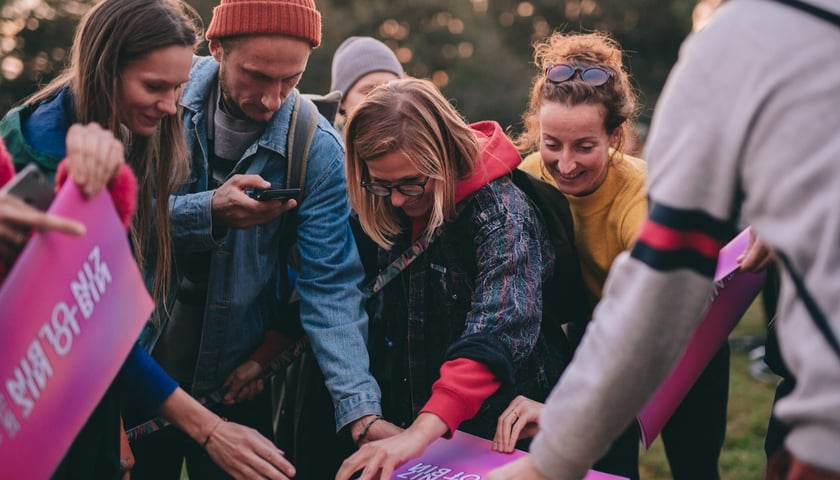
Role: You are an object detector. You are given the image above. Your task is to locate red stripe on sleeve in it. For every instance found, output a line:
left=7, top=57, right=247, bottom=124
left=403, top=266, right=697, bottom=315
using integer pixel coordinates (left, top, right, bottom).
left=637, top=220, right=723, bottom=260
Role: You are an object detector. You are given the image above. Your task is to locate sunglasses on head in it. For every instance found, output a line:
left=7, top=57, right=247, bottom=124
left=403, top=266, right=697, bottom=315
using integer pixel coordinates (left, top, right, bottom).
left=545, top=64, right=612, bottom=86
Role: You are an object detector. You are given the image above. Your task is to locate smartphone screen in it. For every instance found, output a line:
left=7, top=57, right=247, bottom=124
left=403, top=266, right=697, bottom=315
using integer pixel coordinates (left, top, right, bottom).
left=0, top=164, right=55, bottom=211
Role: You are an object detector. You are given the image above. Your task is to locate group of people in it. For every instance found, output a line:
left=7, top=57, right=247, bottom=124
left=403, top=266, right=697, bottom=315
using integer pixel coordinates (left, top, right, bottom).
left=1, top=0, right=838, bottom=480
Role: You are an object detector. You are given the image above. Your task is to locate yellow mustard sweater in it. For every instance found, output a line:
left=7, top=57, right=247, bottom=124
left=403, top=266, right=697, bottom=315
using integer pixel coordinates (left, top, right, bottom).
left=520, top=151, right=647, bottom=306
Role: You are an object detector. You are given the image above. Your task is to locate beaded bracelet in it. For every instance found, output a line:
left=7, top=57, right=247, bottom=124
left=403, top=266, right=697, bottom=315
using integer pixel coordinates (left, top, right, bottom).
left=355, top=414, right=383, bottom=445
left=202, top=417, right=227, bottom=449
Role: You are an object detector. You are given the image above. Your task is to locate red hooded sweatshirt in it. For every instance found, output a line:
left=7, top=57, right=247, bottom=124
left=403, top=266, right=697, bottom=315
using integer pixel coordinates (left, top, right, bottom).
left=418, top=121, right=523, bottom=435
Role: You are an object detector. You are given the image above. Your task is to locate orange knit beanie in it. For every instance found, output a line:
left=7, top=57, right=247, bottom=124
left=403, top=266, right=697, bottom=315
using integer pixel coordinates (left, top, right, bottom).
left=205, top=0, right=321, bottom=48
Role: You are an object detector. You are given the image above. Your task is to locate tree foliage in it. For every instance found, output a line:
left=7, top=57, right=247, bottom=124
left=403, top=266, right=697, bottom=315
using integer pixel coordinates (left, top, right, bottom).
left=1, top=0, right=697, bottom=135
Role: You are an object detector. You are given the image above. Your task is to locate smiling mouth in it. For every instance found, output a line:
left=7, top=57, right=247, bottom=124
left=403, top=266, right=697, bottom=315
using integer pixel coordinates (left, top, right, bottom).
left=557, top=171, right=585, bottom=180
left=142, top=114, right=163, bottom=124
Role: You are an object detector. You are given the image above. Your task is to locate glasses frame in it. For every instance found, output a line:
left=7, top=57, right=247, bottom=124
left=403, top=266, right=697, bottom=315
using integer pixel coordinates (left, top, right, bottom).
left=361, top=176, right=430, bottom=197
left=545, top=64, right=613, bottom=86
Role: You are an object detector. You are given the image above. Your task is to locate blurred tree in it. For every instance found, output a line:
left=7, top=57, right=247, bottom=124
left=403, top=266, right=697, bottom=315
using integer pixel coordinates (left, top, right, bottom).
left=1, top=0, right=697, bottom=142
left=0, top=1, right=86, bottom=114
left=308, top=0, right=696, bottom=136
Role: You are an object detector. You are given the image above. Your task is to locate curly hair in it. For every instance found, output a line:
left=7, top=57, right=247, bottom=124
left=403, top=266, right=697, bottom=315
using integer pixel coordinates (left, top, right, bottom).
left=516, top=31, right=639, bottom=161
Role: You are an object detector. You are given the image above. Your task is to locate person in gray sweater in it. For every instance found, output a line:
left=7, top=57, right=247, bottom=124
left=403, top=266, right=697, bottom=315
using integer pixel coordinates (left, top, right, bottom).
left=487, top=0, right=840, bottom=478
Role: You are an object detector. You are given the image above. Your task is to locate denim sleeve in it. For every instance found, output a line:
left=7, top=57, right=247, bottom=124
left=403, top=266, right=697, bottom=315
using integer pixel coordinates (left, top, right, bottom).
left=116, top=343, right=178, bottom=411
left=292, top=133, right=382, bottom=431
left=168, top=189, right=219, bottom=251
left=466, top=189, right=545, bottom=365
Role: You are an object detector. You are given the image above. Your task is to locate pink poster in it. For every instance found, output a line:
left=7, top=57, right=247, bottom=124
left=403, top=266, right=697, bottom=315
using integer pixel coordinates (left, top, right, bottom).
left=391, top=430, right=627, bottom=479
left=636, top=228, right=767, bottom=449
left=0, top=183, right=154, bottom=478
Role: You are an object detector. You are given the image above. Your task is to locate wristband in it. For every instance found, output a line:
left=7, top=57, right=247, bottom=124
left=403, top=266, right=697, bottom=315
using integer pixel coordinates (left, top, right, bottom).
left=355, top=414, right=383, bottom=445
left=202, top=417, right=227, bottom=449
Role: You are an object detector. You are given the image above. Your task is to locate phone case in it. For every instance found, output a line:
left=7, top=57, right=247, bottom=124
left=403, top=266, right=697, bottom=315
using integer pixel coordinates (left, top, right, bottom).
left=0, top=164, right=55, bottom=211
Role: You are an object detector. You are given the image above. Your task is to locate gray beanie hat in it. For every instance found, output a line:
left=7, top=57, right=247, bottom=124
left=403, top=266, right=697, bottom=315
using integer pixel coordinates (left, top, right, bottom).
left=330, top=36, right=404, bottom=95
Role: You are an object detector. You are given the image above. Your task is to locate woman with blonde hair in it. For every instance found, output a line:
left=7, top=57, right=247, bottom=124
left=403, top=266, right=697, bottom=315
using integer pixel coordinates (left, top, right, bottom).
left=335, top=78, right=567, bottom=479
left=0, top=1, right=294, bottom=478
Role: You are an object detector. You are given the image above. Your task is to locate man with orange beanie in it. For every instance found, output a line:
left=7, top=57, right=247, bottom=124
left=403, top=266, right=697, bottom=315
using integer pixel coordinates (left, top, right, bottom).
left=127, top=1, right=383, bottom=478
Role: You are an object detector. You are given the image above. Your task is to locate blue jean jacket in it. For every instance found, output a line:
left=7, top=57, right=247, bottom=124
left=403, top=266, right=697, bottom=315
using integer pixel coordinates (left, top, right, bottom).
left=163, top=56, right=381, bottom=430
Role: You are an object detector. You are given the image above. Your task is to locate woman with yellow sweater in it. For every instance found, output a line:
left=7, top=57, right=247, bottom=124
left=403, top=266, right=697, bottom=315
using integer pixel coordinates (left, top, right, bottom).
left=493, top=31, right=729, bottom=480
left=520, top=148, right=645, bottom=308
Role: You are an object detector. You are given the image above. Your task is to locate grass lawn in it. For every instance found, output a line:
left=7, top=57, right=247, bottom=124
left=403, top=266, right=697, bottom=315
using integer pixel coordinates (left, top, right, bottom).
left=639, top=297, right=779, bottom=479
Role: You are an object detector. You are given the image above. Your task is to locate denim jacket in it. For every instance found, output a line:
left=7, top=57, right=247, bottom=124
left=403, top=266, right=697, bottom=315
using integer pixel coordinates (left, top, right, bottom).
left=368, top=176, right=566, bottom=437
left=165, top=56, right=381, bottom=430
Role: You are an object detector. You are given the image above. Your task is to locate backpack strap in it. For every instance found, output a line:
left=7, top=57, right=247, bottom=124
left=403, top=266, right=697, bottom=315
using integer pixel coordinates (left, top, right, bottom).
left=285, top=91, right=319, bottom=198
left=279, top=92, right=319, bottom=273
left=776, top=251, right=840, bottom=363
left=765, top=0, right=840, bottom=27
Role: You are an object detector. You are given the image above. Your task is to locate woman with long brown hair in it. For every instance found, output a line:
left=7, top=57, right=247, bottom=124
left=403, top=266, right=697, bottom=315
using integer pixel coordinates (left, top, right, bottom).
left=0, top=1, right=294, bottom=478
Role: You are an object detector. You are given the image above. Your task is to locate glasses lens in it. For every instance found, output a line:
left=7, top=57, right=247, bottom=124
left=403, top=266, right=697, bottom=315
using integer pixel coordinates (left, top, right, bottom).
left=546, top=64, right=575, bottom=83
left=581, top=68, right=611, bottom=86
left=362, top=183, right=391, bottom=196
left=397, top=184, right=425, bottom=196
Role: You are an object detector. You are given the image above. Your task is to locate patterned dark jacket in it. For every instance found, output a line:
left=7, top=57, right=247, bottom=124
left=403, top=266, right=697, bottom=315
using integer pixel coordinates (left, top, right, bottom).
left=365, top=175, right=567, bottom=438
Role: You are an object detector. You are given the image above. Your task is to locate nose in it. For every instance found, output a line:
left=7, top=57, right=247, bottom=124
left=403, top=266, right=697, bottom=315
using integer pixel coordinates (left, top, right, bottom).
left=157, top=88, right=179, bottom=115
left=547, top=151, right=576, bottom=176
left=388, top=190, right=408, bottom=208
left=261, top=83, right=285, bottom=113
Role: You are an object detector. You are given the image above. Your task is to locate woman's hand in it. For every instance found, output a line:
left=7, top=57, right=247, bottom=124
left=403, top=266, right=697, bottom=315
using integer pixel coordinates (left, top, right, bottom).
left=486, top=456, right=550, bottom=480
left=336, top=413, right=445, bottom=480
left=160, top=388, right=295, bottom=479
left=203, top=419, right=296, bottom=480
left=64, top=123, right=125, bottom=198
left=492, top=395, right=543, bottom=453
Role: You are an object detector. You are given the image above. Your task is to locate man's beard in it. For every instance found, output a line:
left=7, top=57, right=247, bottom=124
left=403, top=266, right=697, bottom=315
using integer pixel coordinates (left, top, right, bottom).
left=218, top=69, right=249, bottom=120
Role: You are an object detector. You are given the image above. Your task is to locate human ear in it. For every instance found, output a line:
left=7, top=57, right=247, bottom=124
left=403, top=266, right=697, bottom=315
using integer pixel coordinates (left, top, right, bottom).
left=209, top=40, right=223, bottom=62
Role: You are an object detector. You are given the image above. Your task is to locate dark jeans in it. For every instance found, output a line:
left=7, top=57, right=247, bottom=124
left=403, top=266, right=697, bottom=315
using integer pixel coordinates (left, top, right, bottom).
left=274, top=351, right=355, bottom=480
left=661, top=343, right=730, bottom=480
left=128, top=387, right=273, bottom=480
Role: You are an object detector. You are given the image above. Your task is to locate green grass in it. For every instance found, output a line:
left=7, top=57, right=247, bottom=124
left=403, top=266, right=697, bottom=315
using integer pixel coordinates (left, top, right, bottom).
left=639, top=298, right=778, bottom=479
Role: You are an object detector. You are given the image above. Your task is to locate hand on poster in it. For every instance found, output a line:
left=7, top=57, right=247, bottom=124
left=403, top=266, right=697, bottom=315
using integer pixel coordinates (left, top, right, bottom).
left=492, top=395, right=543, bottom=453
left=337, top=412, right=445, bottom=480
left=64, top=123, right=125, bottom=198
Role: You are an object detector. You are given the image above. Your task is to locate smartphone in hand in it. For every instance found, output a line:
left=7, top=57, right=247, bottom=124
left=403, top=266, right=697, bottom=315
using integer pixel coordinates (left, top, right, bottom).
left=251, top=187, right=300, bottom=202
left=0, top=164, right=55, bottom=211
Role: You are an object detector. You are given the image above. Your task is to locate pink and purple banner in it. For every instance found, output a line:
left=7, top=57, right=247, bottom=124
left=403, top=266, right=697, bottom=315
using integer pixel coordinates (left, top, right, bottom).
left=0, top=183, right=153, bottom=478
left=636, top=228, right=767, bottom=449
left=391, top=430, right=628, bottom=479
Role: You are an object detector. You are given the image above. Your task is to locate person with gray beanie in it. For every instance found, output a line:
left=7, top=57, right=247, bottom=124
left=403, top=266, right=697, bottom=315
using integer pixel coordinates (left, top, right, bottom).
left=330, top=36, right=404, bottom=129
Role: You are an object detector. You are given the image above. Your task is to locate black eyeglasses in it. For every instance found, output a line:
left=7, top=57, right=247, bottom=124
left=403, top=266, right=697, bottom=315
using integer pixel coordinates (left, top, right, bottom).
left=361, top=176, right=430, bottom=197
left=545, top=64, right=612, bottom=86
